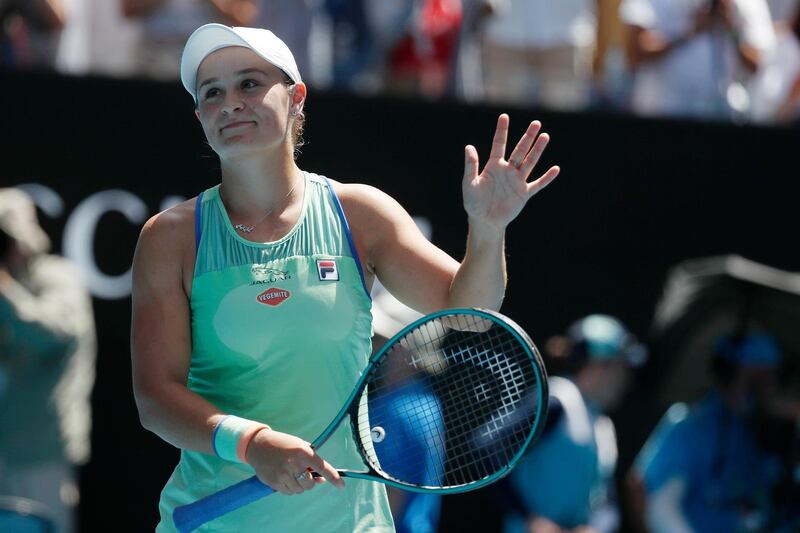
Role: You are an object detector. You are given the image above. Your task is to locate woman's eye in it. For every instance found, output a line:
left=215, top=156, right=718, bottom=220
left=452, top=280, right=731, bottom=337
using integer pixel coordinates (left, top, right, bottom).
left=204, top=88, right=221, bottom=99
left=242, top=79, right=258, bottom=90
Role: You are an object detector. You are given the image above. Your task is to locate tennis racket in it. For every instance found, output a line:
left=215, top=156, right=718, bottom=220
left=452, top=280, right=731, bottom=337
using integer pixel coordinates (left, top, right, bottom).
left=174, top=308, right=549, bottom=533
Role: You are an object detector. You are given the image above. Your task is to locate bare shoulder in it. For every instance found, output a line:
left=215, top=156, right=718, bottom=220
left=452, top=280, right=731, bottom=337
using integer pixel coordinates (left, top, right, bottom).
left=137, top=198, right=196, bottom=251
left=327, top=180, right=406, bottom=227
left=133, top=197, right=197, bottom=288
left=326, top=179, right=426, bottom=276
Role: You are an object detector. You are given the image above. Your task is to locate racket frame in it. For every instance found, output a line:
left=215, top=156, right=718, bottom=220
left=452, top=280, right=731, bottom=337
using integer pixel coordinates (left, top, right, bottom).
left=315, top=307, right=549, bottom=494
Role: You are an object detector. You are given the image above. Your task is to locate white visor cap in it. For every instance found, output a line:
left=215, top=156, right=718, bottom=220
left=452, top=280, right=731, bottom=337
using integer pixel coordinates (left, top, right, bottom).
left=181, top=23, right=302, bottom=102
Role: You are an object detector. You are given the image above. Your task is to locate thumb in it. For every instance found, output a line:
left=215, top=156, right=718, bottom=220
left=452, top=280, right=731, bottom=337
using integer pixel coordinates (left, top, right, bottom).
left=463, top=145, right=479, bottom=184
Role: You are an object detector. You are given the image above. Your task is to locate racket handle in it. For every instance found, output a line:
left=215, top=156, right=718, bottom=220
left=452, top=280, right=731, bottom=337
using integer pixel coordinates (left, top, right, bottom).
left=173, top=475, right=274, bottom=533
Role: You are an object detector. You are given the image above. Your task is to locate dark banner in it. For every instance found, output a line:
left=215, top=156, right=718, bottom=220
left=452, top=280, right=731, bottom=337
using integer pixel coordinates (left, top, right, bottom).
left=2, top=69, right=799, bottom=531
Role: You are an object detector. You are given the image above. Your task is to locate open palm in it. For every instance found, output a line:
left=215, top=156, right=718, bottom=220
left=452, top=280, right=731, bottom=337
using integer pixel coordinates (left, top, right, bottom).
left=462, top=114, right=560, bottom=230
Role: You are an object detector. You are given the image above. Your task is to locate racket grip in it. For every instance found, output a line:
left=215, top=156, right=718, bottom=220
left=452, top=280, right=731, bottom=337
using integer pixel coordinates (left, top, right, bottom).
left=173, top=475, right=274, bottom=533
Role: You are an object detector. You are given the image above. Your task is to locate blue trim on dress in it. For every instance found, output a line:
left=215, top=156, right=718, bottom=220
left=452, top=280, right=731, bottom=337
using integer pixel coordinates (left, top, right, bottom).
left=321, top=177, right=371, bottom=300
left=194, top=191, right=204, bottom=252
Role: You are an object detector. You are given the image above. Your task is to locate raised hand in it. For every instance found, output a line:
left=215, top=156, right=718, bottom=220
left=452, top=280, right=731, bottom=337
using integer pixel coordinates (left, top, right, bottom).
left=462, top=114, right=560, bottom=231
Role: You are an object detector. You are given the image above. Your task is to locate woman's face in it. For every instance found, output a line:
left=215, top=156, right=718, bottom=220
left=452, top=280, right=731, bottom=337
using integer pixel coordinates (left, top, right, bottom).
left=194, top=46, right=302, bottom=160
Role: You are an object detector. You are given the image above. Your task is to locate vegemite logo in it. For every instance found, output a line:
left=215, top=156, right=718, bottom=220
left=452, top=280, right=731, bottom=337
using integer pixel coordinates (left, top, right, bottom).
left=317, top=259, right=339, bottom=281
left=256, top=287, right=291, bottom=306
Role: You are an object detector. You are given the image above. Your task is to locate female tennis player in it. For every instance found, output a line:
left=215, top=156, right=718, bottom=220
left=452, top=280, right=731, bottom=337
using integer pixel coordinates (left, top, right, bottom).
left=130, top=23, right=560, bottom=532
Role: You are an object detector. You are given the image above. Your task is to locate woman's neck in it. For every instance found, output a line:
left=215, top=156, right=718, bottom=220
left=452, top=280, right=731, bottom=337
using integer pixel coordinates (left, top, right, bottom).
left=219, top=151, right=302, bottom=215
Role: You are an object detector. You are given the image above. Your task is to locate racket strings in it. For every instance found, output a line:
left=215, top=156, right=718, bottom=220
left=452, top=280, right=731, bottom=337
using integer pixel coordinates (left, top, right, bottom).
left=356, top=313, right=543, bottom=489
left=435, top=340, right=537, bottom=484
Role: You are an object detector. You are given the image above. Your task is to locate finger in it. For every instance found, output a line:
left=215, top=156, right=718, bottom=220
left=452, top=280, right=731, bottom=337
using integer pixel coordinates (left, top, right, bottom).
left=310, top=454, right=345, bottom=489
left=488, top=113, right=510, bottom=161
left=519, top=132, right=550, bottom=177
left=275, top=481, right=294, bottom=496
left=283, top=474, right=306, bottom=495
left=526, top=166, right=560, bottom=198
left=507, top=120, right=541, bottom=169
left=462, top=145, right=479, bottom=184
left=296, top=470, right=316, bottom=491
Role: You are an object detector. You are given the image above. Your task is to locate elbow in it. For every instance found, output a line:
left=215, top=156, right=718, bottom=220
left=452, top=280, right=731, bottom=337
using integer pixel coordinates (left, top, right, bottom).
left=132, top=382, right=167, bottom=434
left=133, top=391, right=157, bottom=433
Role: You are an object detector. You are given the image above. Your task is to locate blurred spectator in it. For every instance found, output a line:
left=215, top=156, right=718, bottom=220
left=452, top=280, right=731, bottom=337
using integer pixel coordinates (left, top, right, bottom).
left=121, top=0, right=259, bottom=80
left=254, top=0, right=317, bottom=84
left=500, top=315, right=646, bottom=533
left=364, top=0, right=463, bottom=98
left=594, top=0, right=632, bottom=108
left=0, top=188, right=96, bottom=533
left=774, top=2, right=800, bottom=120
left=361, top=0, right=414, bottom=91
left=482, top=0, right=599, bottom=111
left=448, top=0, right=502, bottom=102
left=748, top=0, right=800, bottom=121
left=0, top=0, right=65, bottom=68
left=631, top=334, right=784, bottom=533
left=324, top=0, right=373, bottom=88
left=620, top=0, right=776, bottom=120
left=54, top=0, right=142, bottom=78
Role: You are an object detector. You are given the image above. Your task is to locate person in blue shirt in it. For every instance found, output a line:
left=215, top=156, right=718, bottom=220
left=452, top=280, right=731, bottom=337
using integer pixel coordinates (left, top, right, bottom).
left=633, top=333, right=784, bottom=533
left=501, top=314, right=646, bottom=533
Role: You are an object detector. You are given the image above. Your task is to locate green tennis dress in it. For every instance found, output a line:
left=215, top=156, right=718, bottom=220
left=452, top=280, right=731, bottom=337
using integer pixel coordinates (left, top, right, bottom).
left=156, top=173, right=394, bottom=532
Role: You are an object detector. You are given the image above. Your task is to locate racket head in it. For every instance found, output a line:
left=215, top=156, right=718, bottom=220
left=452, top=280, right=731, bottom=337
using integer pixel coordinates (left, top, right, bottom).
left=349, top=308, right=548, bottom=494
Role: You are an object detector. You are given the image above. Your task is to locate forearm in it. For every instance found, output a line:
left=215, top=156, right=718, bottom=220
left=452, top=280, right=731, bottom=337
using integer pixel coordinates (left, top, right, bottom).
left=447, top=223, right=506, bottom=310
left=135, top=380, right=226, bottom=455
left=628, top=29, right=691, bottom=67
left=734, top=40, right=760, bottom=73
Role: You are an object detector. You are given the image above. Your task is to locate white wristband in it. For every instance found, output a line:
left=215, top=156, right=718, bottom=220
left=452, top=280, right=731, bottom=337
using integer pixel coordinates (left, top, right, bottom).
left=212, top=415, right=270, bottom=463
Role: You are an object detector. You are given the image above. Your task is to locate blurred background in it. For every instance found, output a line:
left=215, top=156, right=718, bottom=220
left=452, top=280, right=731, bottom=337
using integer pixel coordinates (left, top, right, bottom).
left=1, top=0, right=799, bottom=532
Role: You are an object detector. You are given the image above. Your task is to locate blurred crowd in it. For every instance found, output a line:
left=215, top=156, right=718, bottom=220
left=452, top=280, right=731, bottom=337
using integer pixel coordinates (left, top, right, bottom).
left=2, top=0, right=800, bottom=124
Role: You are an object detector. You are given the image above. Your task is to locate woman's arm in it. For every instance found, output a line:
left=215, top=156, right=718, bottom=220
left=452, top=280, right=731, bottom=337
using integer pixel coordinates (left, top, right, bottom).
left=130, top=202, right=220, bottom=453
left=342, top=114, right=559, bottom=314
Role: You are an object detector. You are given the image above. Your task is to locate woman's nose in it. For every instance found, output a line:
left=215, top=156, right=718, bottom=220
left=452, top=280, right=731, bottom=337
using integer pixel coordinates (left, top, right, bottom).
left=221, top=97, right=244, bottom=115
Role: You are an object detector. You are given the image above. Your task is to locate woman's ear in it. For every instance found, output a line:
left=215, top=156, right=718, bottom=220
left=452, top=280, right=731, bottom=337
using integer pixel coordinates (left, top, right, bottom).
left=290, top=83, right=307, bottom=113
left=195, top=108, right=201, bottom=121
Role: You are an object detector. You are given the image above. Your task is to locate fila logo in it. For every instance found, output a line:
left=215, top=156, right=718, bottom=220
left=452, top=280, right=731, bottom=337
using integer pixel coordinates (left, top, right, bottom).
left=317, top=259, right=339, bottom=281
left=256, top=287, right=291, bottom=306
